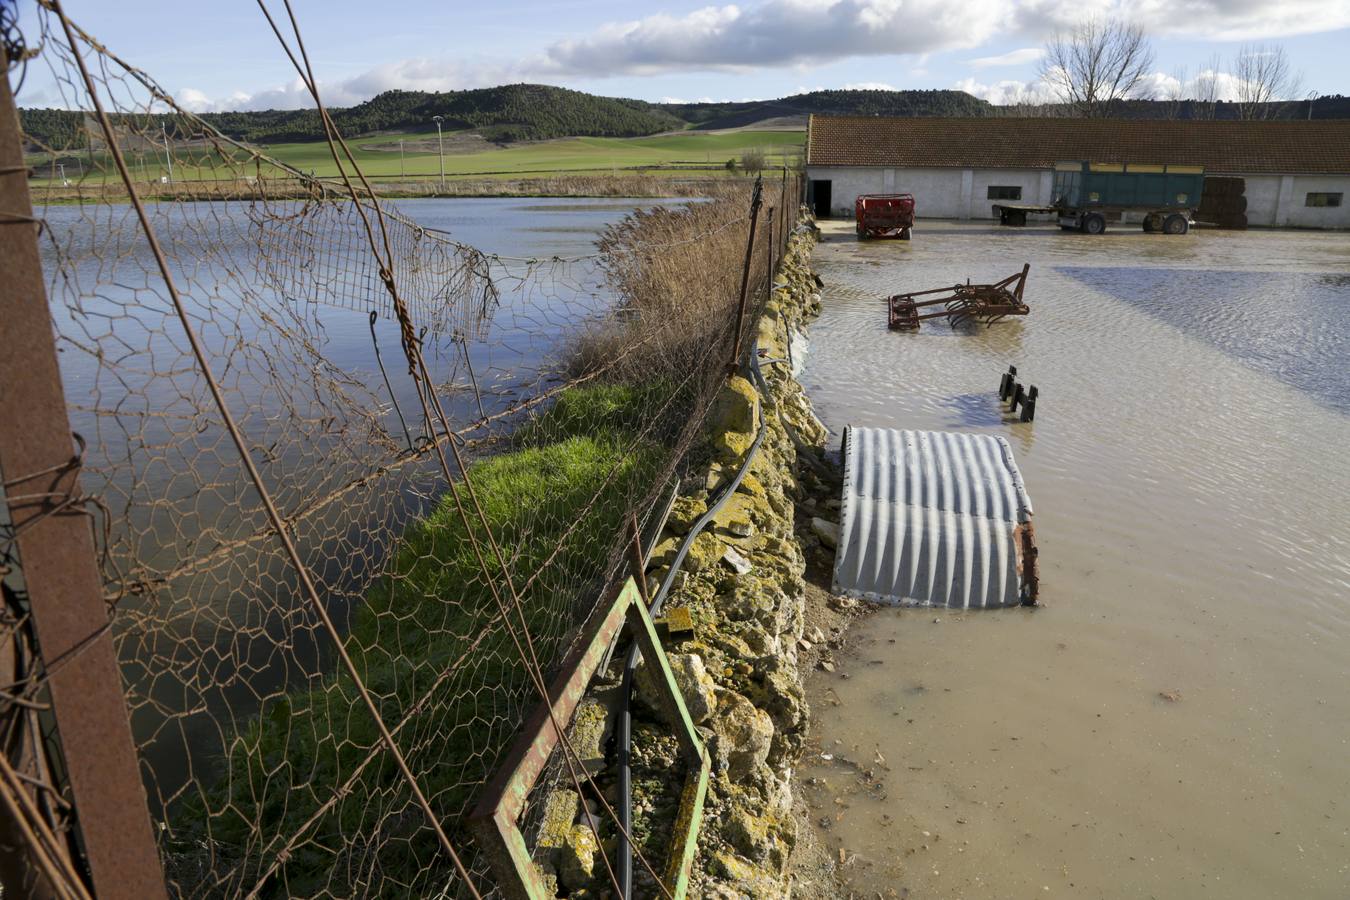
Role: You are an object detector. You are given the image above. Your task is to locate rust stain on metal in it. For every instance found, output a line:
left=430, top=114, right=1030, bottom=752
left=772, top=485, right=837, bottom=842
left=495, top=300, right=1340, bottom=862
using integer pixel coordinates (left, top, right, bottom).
left=1015, top=520, right=1040, bottom=604
left=888, top=264, right=1031, bottom=330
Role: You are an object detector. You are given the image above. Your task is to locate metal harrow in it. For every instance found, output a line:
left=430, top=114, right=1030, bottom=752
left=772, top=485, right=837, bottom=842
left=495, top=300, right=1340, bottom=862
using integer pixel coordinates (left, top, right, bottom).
left=887, top=264, right=1031, bottom=331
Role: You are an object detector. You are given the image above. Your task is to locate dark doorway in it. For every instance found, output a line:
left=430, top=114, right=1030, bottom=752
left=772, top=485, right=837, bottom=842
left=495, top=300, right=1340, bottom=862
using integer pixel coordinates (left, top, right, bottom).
left=810, top=179, right=832, bottom=218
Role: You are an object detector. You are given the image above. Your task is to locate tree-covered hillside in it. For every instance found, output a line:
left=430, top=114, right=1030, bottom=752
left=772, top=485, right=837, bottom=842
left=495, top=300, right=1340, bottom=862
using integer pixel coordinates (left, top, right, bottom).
left=19, top=85, right=1350, bottom=153
left=201, top=84, right=687, bottom=143
left=663, top=89, right=996, bottom=128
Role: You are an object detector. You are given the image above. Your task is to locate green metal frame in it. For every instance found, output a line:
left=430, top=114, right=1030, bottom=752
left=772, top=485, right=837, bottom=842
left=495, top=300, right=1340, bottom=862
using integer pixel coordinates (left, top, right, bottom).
left=468, top=577, right=710, bottom=900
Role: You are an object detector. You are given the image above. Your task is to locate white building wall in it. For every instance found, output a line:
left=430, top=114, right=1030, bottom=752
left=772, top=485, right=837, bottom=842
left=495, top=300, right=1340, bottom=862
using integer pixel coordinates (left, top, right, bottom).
left=1281, top=175, right=1349, bottom=228
left=808, top=166, right=1350, bottom=228
left=1241, top=175, right=1282, bottom=227
left=807, top=165, right=1050, bottom=219
left=968, top=169, right=1052, bottom=217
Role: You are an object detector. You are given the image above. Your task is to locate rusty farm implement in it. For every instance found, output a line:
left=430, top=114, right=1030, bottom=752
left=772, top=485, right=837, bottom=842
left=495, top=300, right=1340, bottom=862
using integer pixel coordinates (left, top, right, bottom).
left=887, top=264, right=1031, bottom=331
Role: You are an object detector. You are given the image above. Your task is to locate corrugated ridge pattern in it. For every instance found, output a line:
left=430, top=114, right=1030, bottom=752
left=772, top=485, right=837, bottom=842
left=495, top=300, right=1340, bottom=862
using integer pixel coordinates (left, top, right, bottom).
left=832, top=427, right=1032, bottom=609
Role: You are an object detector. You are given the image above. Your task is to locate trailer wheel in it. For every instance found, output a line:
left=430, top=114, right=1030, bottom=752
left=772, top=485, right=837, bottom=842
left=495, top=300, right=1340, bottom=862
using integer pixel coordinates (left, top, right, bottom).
left=1163, top=214, right=1189, bottom=235
left=900, top=227, right=911, bottom=241
left=1142, top=214, right=1161, bottom=233
left=1008, top=210, right=1027, bottom=227
left=1082, top=213, right=1106, bottom=235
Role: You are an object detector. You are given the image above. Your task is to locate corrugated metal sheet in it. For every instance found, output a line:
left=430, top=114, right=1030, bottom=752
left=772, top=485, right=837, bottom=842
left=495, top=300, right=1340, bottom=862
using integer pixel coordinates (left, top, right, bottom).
left=832, top=427, right=1036, bottom=609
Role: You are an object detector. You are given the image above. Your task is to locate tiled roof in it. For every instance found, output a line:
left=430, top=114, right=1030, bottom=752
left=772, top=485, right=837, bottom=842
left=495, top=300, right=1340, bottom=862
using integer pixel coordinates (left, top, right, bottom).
left=806, top=115, right=1350, bottom=175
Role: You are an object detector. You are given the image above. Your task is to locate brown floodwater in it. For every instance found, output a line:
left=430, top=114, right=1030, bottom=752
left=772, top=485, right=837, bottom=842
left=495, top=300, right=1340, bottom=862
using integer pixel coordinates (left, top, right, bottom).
left=796, top=220, right=1350, bottom=899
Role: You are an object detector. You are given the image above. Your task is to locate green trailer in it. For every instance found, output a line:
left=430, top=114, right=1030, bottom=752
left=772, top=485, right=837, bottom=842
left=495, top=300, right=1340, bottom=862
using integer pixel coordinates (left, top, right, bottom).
left=993, top=160, right=1205, bottom=235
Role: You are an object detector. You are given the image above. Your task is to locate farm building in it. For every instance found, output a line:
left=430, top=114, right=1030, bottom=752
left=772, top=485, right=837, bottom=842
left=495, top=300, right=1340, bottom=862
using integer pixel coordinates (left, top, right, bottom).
left=805, top=115, right=1350, bottom=229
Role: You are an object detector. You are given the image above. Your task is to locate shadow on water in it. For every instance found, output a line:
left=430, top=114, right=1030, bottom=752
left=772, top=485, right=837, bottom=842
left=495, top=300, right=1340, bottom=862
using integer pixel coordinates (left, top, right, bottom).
left=939, top=392, right=1005, bottom=428
left=1057, top=265, right=1350, bottom=415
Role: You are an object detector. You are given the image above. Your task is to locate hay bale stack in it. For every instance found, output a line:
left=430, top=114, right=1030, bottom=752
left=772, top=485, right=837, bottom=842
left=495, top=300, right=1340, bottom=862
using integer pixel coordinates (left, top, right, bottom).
left=1197, top=176, right=1249, bottom=229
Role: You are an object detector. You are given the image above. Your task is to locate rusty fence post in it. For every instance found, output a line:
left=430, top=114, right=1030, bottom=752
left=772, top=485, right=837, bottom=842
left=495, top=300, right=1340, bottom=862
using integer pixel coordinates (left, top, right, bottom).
left=766, top=210, right=775, bottom=298
left=0, top=50, right=167, bottom=900
left=727, top=175, right=763, bottom=371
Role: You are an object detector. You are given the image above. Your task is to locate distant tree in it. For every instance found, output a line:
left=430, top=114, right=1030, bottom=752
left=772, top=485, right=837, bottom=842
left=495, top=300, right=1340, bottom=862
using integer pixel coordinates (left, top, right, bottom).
left=740, top=148, right=766, bottom=175
left=1039, top=17, right=1155, bottom=117
left=1191, top=53, right=1224, bottom=120
left=724, top=158, right=738, bottom=174
left=1232, top=44, right=1304, bottom=119
left=1162, top=65, right=1188, bottom=119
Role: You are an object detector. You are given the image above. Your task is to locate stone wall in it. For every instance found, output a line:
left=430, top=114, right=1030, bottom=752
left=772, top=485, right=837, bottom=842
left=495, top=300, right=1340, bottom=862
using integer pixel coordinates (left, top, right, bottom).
left=647, top=221, right=828, bottom=899
left=532, top=218, right=830, bottom=899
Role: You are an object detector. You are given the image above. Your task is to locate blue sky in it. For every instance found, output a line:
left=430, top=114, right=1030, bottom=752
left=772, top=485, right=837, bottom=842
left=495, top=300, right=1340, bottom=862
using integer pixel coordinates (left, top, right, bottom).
left=15, top=0, right=1350, bottom=110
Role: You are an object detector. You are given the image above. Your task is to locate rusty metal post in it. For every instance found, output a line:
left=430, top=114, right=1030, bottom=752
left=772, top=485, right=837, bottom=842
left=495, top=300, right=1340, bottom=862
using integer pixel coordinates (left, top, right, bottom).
left=0, top=52, right=167, bottom=900
left=728, top=176, right=763, bottom=371
left=766, top=210, right=775, bottom=293
left=626, top=512, right=650, bottom=609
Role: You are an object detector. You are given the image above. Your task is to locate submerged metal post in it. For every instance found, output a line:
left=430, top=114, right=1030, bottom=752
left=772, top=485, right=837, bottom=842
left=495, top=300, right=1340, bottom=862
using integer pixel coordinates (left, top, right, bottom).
left=1021, top=386, right=1039, bottom=423
left=0, top=49, right=167, bottom=900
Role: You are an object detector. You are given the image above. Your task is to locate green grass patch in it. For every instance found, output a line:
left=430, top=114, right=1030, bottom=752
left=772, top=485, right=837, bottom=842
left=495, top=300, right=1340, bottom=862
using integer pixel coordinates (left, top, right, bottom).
left=168, top=381, right=675, bottom=897
left=26, top=128, right=804, bottom=188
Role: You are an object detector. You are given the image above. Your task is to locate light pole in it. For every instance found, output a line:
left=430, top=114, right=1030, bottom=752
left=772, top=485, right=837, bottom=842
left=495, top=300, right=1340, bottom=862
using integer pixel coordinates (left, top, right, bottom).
left=161, top=120, right=174, bottom=184
left=432, top=115, right=445, bottom=191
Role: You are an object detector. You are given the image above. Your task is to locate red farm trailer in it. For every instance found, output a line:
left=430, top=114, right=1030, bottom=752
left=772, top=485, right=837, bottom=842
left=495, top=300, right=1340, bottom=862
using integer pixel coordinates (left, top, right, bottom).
left=855, top=193, right=915, bottom=240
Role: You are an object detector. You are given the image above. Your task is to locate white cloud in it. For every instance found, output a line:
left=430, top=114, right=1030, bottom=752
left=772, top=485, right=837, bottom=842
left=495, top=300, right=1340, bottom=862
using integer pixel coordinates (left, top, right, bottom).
left=842, top=81, right=899, bottom=91
left=1137, top=68, right=1266, bottom=101
left=180, top=59, right=531, bottom=112
left=954, top=75, right=1059, bottom=105
left=538, top=0, right=1013, bottom=76
left=958, top=64, right=1276, bottom=106
left=175, top=88, right=215, bottom=113
left=970, top=47, right=1045, bottom=68
left=1115, top=0, right=1350, bottom=40
left=182, top=0, right=1350, bottom=111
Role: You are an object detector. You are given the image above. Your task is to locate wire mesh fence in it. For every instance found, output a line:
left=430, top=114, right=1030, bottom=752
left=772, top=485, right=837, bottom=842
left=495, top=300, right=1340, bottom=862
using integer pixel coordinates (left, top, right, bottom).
left=0, top=2, right=802, bottom=897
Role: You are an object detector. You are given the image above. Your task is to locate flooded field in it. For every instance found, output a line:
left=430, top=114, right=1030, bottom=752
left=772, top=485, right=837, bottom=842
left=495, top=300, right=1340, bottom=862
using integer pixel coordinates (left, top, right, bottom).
left=37, top=196, right=680, bottom=806
left=797, top=220, right=1350, bottom=898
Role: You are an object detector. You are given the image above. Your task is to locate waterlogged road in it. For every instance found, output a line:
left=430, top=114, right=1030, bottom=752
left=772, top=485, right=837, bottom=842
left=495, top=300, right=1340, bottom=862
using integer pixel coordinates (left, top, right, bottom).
left=797, top=220, right=1350, bottom=899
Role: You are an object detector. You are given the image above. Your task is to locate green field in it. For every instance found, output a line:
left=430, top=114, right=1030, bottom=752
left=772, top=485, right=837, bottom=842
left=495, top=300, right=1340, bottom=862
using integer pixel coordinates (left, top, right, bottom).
left=28, top=127, right=805, bottom=187
left=262, top=128, right=803, bottom=179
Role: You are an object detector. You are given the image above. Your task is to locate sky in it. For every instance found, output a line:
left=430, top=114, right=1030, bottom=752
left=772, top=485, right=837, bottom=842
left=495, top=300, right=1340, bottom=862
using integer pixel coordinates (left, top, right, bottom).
left=14, top=0, right=1350, bottom=111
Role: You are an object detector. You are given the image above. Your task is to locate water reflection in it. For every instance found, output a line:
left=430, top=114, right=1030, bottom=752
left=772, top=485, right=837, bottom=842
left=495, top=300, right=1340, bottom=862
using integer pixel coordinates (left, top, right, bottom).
left=1058, top=266, right=1350, bottom=414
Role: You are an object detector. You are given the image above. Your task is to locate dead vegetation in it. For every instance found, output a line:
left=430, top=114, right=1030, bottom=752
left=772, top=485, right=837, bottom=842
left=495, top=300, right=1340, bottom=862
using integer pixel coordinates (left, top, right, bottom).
left=573, top=181, right=788, bottom=384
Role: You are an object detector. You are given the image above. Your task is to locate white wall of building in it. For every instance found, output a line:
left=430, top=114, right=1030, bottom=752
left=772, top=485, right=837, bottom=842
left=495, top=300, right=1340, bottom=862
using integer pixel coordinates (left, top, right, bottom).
left=809, top=165, right=1350, bottom=228
left=806, top=165, right=1049, bottom=220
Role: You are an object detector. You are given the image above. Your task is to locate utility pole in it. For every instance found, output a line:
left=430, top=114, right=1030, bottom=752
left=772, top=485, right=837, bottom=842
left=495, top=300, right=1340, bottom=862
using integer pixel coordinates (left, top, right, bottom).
left=432, top=114, right=445, bottom=191
left=399, top=139, right=405, bottom=178
left=160, top=119, right=173, bottom=183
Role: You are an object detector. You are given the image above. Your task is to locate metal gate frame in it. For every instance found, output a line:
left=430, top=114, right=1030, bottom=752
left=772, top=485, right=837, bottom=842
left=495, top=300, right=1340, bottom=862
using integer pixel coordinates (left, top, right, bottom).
left=469, top=577, right=710, bottom=900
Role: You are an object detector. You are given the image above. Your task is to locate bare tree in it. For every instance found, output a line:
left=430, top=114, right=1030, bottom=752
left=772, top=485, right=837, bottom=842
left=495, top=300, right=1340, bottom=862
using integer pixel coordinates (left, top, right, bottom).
left=1191, top=52, right=1224, bottom=119
left=1163, top=65, right=1187, bottom=119
left=1233, top=43, right=1304, bottom=119
left=740, top=147, right=766, bottom=175
left=1040, top=17, right=1155, bottom=117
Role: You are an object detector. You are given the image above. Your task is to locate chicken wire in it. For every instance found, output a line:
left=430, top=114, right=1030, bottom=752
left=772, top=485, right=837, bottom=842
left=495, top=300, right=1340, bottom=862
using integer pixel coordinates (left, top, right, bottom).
left=0, top=4, right=798, bottom=897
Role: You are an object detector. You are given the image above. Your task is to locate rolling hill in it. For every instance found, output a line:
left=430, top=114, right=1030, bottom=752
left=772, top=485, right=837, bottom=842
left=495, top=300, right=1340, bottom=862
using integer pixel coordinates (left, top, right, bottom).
left=19, top=84, right=1350, bottom=155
